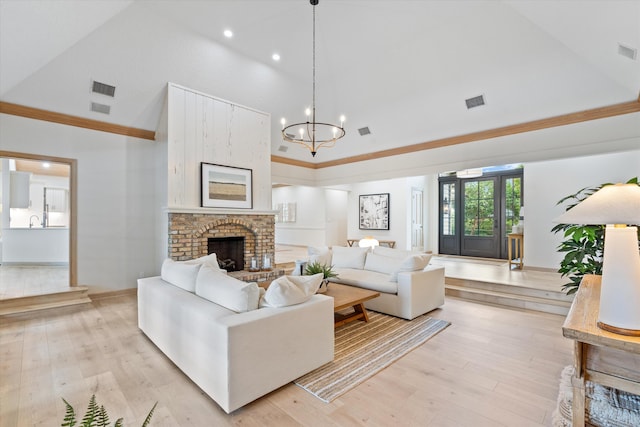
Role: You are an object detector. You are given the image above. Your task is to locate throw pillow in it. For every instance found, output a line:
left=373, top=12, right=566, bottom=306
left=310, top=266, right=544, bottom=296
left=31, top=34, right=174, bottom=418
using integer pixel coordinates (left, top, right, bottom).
left=184, top=253, right=224, bottom=272
left=364, top=252, right=402, bottom=275
left=308, top=246, right=332, bottom=266
left=195, top=266, right=260, bottom=312
left=373, top=246, right=412, bottom=259
left=332, top=246, right=369, bottom=269
left=161, top=258, right=202, bottom=292
left=391, top=253, right=433, bottom=281
left=260, top=273, right=323, bottom=307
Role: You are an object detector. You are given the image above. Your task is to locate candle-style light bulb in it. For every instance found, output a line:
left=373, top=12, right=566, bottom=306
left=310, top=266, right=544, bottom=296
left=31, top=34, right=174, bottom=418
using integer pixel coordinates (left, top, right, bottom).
left=299, top=128, right=305, bottom=140
left=280, top=118, right=286, bottom=129
left=305, top=108, right=311, bottom=117
left=340, top=115, right=345, bottom=128
left=332, top=127, right=338, bottom=137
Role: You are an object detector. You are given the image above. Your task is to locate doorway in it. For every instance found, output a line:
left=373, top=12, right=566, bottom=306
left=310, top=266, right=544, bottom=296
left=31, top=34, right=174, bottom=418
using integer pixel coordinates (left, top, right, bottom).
left=439, top=168, right=523, bottom=259
left=0, top=150, right=77, bottom=299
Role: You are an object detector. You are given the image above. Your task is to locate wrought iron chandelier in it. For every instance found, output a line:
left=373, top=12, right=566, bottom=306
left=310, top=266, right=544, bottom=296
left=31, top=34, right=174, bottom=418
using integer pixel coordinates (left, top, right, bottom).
left=280, top=0, right=345, bottom=157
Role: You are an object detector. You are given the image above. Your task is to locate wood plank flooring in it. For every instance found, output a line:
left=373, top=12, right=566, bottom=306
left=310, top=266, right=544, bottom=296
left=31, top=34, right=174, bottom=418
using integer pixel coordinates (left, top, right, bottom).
left=1, top=292, right=572, bottom=426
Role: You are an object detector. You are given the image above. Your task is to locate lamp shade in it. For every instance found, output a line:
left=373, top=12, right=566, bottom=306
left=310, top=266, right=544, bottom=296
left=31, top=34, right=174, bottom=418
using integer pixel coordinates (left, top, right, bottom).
left=358, top=237, right=379, bottom=249
left=554, top=183, right=640, bottom=225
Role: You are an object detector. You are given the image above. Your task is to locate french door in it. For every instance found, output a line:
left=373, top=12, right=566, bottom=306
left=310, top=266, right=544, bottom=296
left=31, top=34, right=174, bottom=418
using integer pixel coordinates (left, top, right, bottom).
left=439, top=171, right=523, bottom=259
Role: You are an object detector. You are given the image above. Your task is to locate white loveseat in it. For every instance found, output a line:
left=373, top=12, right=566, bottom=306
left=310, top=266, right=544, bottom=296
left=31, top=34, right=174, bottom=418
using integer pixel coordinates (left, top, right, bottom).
left=309, top=245, right=445, bottom=320
left=138, top=256, right=334, bottom=413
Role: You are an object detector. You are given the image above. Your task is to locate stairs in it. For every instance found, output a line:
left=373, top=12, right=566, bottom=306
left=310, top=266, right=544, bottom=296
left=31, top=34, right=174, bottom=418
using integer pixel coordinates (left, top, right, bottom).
left=0, top=286, right=91, bottom=316
left=445, top=277, right=573, bottom=315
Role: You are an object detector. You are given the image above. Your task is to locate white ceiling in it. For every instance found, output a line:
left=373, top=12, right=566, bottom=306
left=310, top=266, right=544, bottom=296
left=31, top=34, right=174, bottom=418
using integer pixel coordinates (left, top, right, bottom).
left=1, top=0, right=639, bottom=164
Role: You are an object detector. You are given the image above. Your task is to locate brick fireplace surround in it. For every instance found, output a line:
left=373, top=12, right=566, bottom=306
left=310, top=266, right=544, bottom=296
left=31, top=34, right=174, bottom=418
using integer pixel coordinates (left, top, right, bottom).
left=168, top=212, right=275, bottom=271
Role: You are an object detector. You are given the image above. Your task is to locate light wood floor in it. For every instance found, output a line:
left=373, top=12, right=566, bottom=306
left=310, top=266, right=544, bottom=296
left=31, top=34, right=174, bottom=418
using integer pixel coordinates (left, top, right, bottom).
left=1, top=292, right=572, bottom=426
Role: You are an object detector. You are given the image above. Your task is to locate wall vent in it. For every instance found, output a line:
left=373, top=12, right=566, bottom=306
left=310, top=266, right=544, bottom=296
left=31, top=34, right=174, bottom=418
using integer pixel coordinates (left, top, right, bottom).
left=277, top=145, right=289, bottom=152
left=465, top=95, right=485, bottom=109
left=92, top=80, right=116, bottom=97
left=358, top=126, right=371, bottom=136
left=618, top=43, right=637, bottom=60
left=90, top=102, right=111, bottom=115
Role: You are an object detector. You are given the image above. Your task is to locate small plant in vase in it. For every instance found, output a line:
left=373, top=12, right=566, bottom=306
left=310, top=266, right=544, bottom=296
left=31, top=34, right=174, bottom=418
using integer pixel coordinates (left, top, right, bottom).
left=304, top=261, right=338, bottom=293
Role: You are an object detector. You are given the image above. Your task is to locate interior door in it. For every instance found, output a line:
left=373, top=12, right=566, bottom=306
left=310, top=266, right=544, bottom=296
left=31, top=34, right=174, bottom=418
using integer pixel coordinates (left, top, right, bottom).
left=461, top=177, right=500, bottom=258
left=411, top=188, right=424, bottom=250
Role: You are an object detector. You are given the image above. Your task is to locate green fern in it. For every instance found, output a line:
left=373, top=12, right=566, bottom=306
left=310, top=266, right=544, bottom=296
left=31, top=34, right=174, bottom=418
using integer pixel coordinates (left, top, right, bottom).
left=60, top=395, right=155, bottom=427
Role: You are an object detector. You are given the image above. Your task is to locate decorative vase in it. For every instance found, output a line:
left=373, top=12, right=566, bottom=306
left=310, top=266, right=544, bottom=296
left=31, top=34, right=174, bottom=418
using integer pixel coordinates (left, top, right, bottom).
left=317, top=279, right=329, bottom=294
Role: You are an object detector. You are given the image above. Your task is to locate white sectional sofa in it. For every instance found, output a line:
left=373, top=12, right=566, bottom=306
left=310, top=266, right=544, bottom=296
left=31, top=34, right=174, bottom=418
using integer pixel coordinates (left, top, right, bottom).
left=310, top=245, right=445, bottom=320
left=138, top=256, right=334, bottom=413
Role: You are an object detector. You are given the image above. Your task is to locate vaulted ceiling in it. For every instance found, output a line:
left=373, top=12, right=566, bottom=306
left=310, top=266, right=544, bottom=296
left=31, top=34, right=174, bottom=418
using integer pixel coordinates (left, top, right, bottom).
left=1, top=0, right=639, bottom=165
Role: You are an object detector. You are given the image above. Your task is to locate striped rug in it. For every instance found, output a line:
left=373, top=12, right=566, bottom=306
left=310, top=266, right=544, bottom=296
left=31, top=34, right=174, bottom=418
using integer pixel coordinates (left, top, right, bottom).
left=294, top=312, right=450, bottom=402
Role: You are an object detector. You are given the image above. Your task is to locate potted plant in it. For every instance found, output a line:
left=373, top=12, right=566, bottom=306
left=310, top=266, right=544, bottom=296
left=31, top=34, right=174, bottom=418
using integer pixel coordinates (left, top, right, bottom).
left=304, top=261, right=338, bottom=293
left=552, top=177, right=639, bottom=295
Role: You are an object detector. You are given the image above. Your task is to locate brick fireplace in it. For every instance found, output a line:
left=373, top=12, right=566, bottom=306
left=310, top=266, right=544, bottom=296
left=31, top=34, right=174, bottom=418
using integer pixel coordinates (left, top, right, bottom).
left=168, top=212, right=275, bottom=271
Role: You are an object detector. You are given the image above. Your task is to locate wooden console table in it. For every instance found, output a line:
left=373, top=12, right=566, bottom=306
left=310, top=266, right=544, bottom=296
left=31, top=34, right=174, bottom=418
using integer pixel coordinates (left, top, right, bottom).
left=507, top=233, right=524, bottom=269
left=562, top=275, right=640, bottom=426
left=346, top=239, right=396, bottom=248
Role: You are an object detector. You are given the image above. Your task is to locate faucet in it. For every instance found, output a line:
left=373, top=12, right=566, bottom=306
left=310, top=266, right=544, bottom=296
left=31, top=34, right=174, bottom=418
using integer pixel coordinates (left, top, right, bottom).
left=29, top=215, right=40, bottom=228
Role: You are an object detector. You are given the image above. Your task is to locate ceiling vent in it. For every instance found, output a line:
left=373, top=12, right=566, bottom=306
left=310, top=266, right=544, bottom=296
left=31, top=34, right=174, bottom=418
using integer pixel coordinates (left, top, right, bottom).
left=465, top=95, right=485, bottom=109
left=618, top=43, right=637, bottom=60
left=92, top=80, right=116, bottom=97
left=90, top=102, right=111, bottom=115
left=277, top=145, right=289, bottom=152
left=358, top=127, right=371, bottom=136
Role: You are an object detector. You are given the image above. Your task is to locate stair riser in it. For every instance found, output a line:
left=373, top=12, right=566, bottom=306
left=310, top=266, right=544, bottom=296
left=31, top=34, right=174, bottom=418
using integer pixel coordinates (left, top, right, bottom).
left=445, top=277, right=572, bottom=302
left=446, top=288, right=570, bottom=316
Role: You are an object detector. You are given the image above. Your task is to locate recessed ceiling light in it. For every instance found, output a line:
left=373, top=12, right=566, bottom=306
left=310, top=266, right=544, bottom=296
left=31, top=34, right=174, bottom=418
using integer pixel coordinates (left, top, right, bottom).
left=42, top=162, right=51, bottom=169
left=223, top=29, right=233, bottom=38
left=272, top=53, right=281, bottom=61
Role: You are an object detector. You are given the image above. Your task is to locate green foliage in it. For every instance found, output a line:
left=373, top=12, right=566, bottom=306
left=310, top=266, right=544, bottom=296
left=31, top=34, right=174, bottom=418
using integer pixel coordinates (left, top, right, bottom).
left=61, top=395, right=157, bottom=427
left=552, top=177, right=639, bottom=295
left=304, top=261, right=338, bottom=279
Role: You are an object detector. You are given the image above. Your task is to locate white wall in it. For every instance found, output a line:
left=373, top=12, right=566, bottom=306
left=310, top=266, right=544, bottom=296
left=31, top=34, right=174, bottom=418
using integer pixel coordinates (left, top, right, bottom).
left=0, top=113, right=160, bottom=292
left=272, top=186, right=348, bottom=247
left=345, top=178, right=411, bottom=250
left=524, top=149, right=640, bottom=269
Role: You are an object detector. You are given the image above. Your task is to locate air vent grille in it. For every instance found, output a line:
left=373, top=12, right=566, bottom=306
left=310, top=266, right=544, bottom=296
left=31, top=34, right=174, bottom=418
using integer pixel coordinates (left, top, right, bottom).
left=358, top=127, right=371, bottom=136
left=92, top=80, right=116, bottom=97
left=278, top=145, right=289, bottom=152
left=91, top=102, right=111, bottom=115
left=618, top=43, right=637, bottom=60
left=465, top=95, right=485, bottom=109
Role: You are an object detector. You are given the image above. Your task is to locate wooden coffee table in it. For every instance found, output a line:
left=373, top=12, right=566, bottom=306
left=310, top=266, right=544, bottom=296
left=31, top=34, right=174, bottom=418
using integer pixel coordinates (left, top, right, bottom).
left=323, top=283, right=380, bottom=328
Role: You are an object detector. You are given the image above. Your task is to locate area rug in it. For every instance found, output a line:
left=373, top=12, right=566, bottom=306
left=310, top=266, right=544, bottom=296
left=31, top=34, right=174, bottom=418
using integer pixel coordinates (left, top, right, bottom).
left=552, top=365, right=640, bottom=427
left=294, top=312, right=450, bottom=403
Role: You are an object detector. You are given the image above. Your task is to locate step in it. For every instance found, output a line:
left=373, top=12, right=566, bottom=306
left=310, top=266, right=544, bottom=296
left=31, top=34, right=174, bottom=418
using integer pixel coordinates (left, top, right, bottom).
left=0, top=287, right=91, bottom=316
left=445, top=276, right=573, bottom=302
left=445, top=284, right=572, bottom=316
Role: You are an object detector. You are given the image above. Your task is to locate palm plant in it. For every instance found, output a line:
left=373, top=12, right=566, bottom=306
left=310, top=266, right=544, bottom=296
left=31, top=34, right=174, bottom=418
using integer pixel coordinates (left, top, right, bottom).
left=552, top=177, right=639, bottom=295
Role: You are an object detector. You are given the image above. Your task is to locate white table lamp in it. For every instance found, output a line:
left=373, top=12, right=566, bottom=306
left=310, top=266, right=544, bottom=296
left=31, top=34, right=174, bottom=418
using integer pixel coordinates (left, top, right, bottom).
left=554, top=183, right=640, bottom=336
left=359, top=236, right=379, bottom=250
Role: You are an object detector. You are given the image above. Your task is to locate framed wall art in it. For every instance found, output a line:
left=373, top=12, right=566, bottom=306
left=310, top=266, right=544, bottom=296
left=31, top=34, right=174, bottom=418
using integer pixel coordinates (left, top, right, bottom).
left=201, top=163, right=253, bottom=209
left=359, top=193, right=389, bottom=230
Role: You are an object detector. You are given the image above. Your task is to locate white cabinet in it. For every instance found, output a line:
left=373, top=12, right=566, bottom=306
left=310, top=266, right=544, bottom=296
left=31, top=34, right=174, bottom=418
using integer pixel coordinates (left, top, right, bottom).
left=10, top=171, right=30, bottom=208
left=46, top=188, right=67, bottom=213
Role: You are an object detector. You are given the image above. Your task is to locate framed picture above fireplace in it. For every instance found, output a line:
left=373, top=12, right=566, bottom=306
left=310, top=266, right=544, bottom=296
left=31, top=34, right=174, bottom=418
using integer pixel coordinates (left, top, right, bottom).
left=201, top=163, right=253, bottom=209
